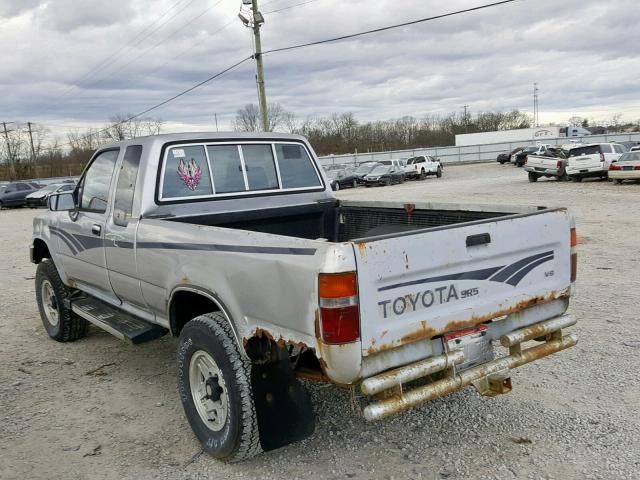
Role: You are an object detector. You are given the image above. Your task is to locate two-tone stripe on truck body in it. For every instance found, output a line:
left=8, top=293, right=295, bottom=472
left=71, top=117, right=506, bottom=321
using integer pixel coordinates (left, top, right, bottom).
left=48, top=226, right=316, bottom=256
left=378, top=250, right=555, bottom=292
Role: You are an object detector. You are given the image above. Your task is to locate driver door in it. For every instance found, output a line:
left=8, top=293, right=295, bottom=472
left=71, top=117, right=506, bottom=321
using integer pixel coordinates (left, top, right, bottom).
left=56, top=149, right=120, bottom=303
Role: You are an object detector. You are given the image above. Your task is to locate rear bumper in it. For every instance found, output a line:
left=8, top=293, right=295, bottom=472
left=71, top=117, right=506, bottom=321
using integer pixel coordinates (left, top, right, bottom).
left=361, top=314, right=577, bottom=421
left=524, top=166, right=559, bottom=175
left=566, top=166, right=605, bottom=176
left=609, top=170, right=640, bottom=180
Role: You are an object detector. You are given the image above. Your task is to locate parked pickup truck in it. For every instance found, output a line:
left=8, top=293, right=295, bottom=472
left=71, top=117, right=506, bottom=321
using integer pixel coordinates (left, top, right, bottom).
left=524, top=148, right=569, bottom=182
left=31, top=133, right=579, bottom=462
left=402, top=155, right=442, bottom=179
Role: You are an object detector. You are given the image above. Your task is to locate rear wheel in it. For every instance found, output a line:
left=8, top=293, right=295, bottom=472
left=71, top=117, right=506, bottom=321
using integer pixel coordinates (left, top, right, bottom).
left=612, top=179, right=621, bottom=185
left=571, top=176, right=583, bottom=183
left=35, top=259, right=88, bottom=342
left=528, top=172, right=538, bottom=183
left=178, top=313, right=261, bottom=462
left=557, top=171, right=569, bottom=181
left=436, top=167, right=442, bottom=178
left=419, top=168, right=426, bottom=180
left=334, top=182, right=340, bottom=191
left=352, top=179, right=357, bottom=188
left=385, top=178, right=391, bottom=186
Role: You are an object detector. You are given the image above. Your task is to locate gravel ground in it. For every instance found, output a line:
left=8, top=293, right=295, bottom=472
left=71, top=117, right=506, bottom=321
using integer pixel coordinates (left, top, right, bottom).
left=1, top=163, right=639, bottom=480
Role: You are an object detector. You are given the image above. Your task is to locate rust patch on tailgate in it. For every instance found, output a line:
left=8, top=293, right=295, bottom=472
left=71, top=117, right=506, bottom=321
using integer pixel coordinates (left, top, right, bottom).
left=365, top=291, right=564, bottom=355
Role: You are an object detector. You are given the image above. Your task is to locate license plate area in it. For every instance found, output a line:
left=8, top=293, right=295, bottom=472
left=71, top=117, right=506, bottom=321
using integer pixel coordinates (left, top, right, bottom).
left=443, top=325, right=493, bottom=370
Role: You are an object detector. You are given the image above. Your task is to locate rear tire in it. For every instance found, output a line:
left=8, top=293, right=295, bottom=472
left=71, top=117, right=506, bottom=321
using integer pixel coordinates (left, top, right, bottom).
left=436, top=167, right=442, bottom=178
left=528, top=172, right=538, bottom=183
left=177, top=313, right=261, bottom=462
left=352, top=179, right=357, bottom=188
left=334, top=182, right=340, bottom=191
left=35, top=259, right=88, bottom=342
left=571, top=176, right=583, bottom=183
left=419, top=169, right=426, bottom=180
left=612, top=179, right=621, bottom=185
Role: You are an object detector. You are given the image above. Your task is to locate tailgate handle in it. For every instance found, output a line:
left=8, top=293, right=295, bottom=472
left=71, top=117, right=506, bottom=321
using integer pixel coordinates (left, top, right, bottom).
left=466, top=233, right=491, bottom=247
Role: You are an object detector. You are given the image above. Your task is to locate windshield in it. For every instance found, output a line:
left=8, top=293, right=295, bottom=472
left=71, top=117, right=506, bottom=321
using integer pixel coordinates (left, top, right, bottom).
left=523, top=147, right=538, bottom=153
left=369, top=166, right=390, bottom=175
left=355, top=163, right=378, bottom=174
left=619, top=152, right=640, bottom=162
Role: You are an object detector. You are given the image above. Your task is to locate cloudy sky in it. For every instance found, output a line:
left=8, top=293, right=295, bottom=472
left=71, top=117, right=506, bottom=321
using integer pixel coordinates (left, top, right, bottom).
left=2, top=0, right=639, bottom=137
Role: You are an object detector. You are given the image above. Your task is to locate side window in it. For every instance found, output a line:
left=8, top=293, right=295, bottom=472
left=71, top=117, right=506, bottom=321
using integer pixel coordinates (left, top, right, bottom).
left=18, top=183, right=31, bottom=191
left=207, top=145, right=246, bottom=194
left=80, top=150, right=119, bottom=213
left=113, top=145, right=142, bottom=227
left=600, top=144, right=613, bottom=153
left=614, top=145, right=624, bottom=154
left=241, top=145, right=279, bottom=191
left=162, top=146, right=213, bottom=199
left=275, top=143, right=322, bottom=189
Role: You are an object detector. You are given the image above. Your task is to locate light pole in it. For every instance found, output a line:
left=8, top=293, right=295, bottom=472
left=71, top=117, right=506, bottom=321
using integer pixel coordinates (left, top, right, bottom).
left=239, top=0, right=269, bottom=132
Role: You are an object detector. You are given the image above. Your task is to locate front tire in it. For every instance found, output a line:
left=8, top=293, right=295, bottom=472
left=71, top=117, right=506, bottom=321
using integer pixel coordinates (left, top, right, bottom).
left=571, top=176, right=583, bottom=183
left=177, top=313, right=261, bottom=462
left=436, top=167, right=442, bottom=178
left=35, top=259, right=88, bottom=342
left=612, top=179, right=621, bottom=185
left=352, top=179, right=357, bottom=188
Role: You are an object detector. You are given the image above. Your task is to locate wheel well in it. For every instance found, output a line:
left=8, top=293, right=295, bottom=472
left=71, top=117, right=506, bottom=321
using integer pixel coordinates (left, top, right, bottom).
left=32, top=239, right=51, bottom=263
left=169, top=290, right=221, bottom=336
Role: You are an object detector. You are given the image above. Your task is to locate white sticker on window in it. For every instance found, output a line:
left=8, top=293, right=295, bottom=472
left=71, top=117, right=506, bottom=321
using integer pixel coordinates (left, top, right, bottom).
left=172, top=148, right=186, bottom=158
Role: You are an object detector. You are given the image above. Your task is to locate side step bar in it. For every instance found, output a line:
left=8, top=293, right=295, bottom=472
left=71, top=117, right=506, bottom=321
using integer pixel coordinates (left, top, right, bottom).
left=71, top=297, right=167, bottom=344
left=362, top=315, right=577, bottom=421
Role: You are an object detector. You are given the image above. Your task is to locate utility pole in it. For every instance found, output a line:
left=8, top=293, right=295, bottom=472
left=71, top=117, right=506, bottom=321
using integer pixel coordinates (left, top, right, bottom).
left=533, top=83, right=539, bottom=127
left=239, top=0, right=269, bottom=132
left=2, top=122, right=15, bottom=179
left=27, top=122, right=39, bottom=179
left=251, top=0, right=269, bottom=132
left=463, top=105, right=469, bottom=133
left=214, top=113, right=219, bottom=132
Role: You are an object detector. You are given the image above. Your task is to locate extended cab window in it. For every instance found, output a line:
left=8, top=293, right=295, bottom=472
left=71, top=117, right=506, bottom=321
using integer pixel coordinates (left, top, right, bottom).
left=80, top=149, right=119, bottom=212
left=601, top=144, right=613, bottom=153
left=113, top=145, right=142, bottom=227
left=160, top=142, right=322, bottom=200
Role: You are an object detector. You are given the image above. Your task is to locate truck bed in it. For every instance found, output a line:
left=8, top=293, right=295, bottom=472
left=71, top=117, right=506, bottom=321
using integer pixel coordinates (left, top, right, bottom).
left=166, top=200, right=527, bottom=243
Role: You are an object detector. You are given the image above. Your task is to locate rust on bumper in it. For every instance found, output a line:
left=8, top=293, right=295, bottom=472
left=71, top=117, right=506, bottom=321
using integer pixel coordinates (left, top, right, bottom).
left=362, top=319, right=577, bottom=421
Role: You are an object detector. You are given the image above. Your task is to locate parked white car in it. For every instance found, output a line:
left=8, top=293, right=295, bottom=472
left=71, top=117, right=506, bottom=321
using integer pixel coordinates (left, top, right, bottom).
left=402, top=155, right=442, bottom=179
left=609, top=151, right=640, bottom=184
left=565, top=143, right=626, bottom=182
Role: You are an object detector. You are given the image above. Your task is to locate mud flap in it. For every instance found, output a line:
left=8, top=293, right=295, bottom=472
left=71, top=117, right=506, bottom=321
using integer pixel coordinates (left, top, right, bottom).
left=251, top=357, right=315, bottom=451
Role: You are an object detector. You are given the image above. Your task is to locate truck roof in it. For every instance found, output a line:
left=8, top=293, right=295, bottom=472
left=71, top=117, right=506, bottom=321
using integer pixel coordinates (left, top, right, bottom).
left=100, top=131, right=308, bottom=150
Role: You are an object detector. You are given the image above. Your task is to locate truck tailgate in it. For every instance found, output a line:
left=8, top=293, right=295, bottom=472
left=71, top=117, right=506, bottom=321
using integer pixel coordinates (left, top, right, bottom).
left=354, top=209, right=571, bottom=356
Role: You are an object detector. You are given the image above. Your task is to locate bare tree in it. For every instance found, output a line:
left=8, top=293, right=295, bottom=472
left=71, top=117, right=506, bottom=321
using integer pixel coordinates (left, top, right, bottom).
left=102, top=114, right=164, bottom=141
left=233, top=104, right=261, bottom=132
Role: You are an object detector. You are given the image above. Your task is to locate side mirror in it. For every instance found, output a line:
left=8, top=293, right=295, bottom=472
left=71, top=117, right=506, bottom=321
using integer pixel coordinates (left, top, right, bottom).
left=48, top=192, right=75, bottom=212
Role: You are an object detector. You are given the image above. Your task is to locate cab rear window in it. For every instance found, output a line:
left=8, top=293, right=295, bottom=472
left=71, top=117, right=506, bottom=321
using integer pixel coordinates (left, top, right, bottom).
left=159, top=142, right=322, bottom=201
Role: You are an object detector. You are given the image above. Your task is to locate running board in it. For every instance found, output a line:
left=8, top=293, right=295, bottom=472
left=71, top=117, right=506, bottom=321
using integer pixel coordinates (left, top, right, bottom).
left=71, top=297, right=167, bottom=344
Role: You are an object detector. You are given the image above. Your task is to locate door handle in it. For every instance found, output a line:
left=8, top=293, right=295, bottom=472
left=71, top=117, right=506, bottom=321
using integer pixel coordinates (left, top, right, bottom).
left=91, top=224, right=102, bottom=236
left=466, top=233, right=491, bottom=247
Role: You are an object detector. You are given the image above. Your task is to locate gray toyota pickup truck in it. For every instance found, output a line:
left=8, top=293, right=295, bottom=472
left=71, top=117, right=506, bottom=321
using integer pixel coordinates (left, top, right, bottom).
left=31, top=132, right=578, bottom=461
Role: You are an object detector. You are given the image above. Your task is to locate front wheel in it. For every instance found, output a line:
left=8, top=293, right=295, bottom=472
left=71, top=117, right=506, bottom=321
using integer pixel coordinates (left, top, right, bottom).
left=352, top=179, right=357, bottom=188
left=612, top=179, right=621, bottom=185
left=35, top=259, right=88, bottom=342
left=528, top=172, right=538, bottom=183
left=419, top=169, right=426, bottom=180
left=333, top=182, right=340, bottom=191
left=571, top=176, right=583, bottom=183
left=436, top=167, right=442, bottom=178
left=177, top=313, right=261, bottom=462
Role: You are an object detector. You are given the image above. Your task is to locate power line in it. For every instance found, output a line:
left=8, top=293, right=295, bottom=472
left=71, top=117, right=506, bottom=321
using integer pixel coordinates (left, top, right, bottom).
left=53, top=0, right=200, bottom=103
left=263, top=0, right=320, bottom=14
left=82, top=0, right=225, bottom=92
left=263, top=0, right=519, bottom=55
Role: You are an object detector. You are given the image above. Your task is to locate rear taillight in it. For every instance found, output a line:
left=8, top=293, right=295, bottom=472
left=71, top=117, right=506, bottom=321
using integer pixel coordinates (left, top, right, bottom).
left=600, top=152, right=605, bottom=162
left=570, top=227, right=577, bottom=283
left=635, top=166, right=640, bottom=171
left=556, top=160, right=563, bottom=169
left=319, top=272, right=360, bottom=344
left=524, top=156, right=528, bottom=165
left=609, top=164, right=621, bottom=171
